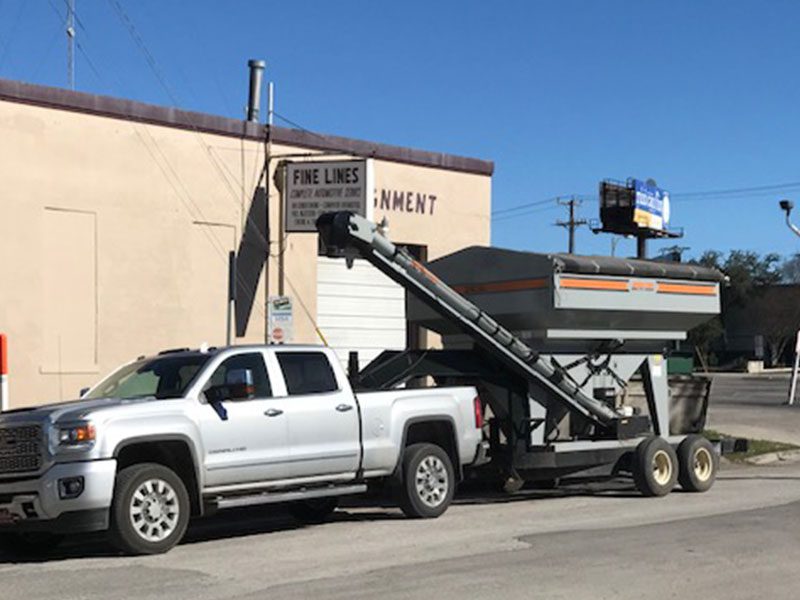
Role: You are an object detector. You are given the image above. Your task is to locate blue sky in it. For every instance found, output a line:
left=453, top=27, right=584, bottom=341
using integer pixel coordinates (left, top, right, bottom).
left=2, top=0, right=799, bottom=260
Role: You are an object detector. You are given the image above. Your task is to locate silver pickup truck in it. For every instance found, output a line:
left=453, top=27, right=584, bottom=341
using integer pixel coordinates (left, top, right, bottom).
left=0, top=345, right=485, bottom=555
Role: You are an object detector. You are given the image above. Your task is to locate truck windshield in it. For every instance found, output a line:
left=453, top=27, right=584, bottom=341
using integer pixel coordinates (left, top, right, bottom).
left=84, top=354, right=211, bottom=400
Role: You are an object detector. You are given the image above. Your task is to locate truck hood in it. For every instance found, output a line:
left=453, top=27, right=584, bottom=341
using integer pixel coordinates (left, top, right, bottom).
left=0, top=396, right=162, bottom=426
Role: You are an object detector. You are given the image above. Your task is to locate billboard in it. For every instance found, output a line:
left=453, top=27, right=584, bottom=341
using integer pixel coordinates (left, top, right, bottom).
left=632, top=179, right=670, bottom=232
left=284, top=159, right=374, bottom=232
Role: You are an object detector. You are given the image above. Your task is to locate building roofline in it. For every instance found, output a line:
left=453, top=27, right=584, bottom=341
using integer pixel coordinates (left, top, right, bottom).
left=0, top=78, right=494, bottom=176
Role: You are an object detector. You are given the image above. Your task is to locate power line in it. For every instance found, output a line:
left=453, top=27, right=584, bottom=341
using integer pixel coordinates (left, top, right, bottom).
left=492, top=202, right=561, bottom=223
left=492, top=196, right=559, bottom=216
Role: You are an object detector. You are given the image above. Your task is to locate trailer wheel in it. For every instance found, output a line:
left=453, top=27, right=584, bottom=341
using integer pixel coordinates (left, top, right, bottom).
left=288, top=497, right=339, bottom=523
left=677, top=435, right=718, bottom=492
left=398, top=443, right=455, bottom=518
left=109, top=463, right=190, bottom=555
left=632, top=437, right=678, bottom=497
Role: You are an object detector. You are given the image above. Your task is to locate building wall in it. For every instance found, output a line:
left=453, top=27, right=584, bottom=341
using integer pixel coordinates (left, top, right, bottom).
left=0, top=86, right=491, bottom=407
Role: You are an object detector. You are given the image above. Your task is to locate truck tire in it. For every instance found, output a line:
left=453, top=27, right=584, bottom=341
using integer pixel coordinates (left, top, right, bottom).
left=677, top=435, right=718, bottom=492
left=108, top=463, right=190, bottom=555
left=288, top=497, right=339, bottom=523
left=0, top=532, right=64, bottom=556
left=632, top=437, right=678, bottom=497
left=398, top=443, right=455, bottom=518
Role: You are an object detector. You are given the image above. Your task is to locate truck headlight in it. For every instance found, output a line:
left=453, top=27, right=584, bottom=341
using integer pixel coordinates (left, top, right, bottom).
left=58, top=424, right=96, bottom=448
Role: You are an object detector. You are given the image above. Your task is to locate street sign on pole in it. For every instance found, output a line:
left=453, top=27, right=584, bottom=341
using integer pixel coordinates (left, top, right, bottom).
left=268, top=296, right=293, bottom=344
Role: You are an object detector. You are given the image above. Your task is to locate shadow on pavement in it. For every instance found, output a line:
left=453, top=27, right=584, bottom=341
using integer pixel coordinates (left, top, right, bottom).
left=0, top=479, right=656, bottom=564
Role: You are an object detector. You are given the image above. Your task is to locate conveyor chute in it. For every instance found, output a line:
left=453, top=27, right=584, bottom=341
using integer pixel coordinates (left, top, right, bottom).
left=316, top=211, right=620, bottom=426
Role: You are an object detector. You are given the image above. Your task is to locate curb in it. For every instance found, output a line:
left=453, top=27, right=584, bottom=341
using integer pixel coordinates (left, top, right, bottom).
left=744, top=449, right=800, bottom=466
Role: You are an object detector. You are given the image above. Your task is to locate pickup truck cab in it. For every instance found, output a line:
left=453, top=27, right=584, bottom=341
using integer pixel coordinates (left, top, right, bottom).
left=0, top=345, right=485, bottom=555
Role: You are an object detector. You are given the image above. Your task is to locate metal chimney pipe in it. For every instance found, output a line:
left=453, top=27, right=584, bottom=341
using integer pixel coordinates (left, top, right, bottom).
left=247, top=59, right=266, bottom=122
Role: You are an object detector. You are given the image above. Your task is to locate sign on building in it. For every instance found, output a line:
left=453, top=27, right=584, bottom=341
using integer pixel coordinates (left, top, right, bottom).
left=632, top=179, right=670, bottom=232
left=268, top=296, right=293, bottom=344
left=284, top=159, right=374, bottom=232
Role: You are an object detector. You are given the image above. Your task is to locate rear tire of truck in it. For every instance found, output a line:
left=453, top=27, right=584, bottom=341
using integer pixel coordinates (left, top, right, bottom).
left=677, top=435, right=718, bottom=493
left=0, top=532, right=64, bottom=556
left=632, top=437, right=678, bottom=497
left=108, top=463, right=190, bottom=555
left=398, top=443, right=455, bottom=519
left=287, top=497, right=339, bottom=523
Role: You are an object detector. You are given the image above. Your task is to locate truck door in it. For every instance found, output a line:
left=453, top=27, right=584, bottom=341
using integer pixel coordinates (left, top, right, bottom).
left=197, top=351, right=291, bottom=487
left=274, top=351, right=360, bottom=479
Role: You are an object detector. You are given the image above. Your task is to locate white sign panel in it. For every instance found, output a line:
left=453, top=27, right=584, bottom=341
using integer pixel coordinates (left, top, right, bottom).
left=268, top=296, right=293, bottom=344
left=285, top=159, right=373, bottom=232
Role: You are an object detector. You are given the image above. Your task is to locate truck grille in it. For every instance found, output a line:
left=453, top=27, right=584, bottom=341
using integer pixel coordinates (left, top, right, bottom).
left=0, top=426, right=42, bottom=475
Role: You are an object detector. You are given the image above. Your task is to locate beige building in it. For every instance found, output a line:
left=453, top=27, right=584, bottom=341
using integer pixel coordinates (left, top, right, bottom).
left=0, top=78, right=492, bottom=408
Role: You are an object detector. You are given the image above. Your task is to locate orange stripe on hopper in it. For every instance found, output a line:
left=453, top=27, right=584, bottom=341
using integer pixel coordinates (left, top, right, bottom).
left=656, top=282, right=717, bottom=296
left=452, top=278, right=548, bottom=294
left=558, top=277, right=629, bottom=291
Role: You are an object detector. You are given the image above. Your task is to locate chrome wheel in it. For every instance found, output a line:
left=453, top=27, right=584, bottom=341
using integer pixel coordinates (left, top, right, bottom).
left=128, top=478, right=180, bottom=542
left=693, top=447, right=713, bottom=482
left=652, top=449, right=673, bottom=486
left=415, top=455, right=449, bottom=508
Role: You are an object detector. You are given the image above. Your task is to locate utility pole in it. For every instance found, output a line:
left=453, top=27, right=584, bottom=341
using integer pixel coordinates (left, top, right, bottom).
left=555, top=197, right=588, bottom=254
left=66, top=0, right=75, bottom=90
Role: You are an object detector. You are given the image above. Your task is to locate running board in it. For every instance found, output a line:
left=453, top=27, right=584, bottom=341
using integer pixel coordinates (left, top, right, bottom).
left=211, top=484, right=367, bottom=510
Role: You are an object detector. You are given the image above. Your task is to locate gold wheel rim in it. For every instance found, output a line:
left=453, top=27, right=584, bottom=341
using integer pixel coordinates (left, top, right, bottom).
left=652, top=450, right=673, bottom=486
left=693, top=447, right=713, bottom=482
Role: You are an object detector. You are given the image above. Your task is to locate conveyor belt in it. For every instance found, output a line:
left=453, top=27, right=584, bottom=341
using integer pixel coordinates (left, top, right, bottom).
left=316, top=211, right=620, bottom=427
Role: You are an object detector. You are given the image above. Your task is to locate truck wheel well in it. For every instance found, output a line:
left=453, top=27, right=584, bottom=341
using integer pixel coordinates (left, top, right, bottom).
left=404, top=420, right=461, bottom=481
left=116, top=441, right=201, bottom=516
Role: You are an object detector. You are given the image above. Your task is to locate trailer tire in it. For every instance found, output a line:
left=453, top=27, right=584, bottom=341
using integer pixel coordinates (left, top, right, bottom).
left=398, top=443, right=455, bottom=518
left=109, top=463, right=190, bottom=555
left=677, top=435, right=718, bottom=492
left=288, top=497, right=339, bottom=523
left=632, top=437, right=678, bottom=497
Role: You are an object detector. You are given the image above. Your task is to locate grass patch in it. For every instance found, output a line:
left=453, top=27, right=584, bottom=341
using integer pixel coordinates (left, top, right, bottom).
left=703, top=429, right=799, bottom=462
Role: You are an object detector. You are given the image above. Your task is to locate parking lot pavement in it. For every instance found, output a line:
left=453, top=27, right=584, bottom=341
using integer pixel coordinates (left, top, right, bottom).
left=2, top=463, right=800, bottom=600
left=707, top=373, right=800, bottom=445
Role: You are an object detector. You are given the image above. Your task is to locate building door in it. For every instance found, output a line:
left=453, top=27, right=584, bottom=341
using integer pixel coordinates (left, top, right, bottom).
left=316, top=256, right=407, bottom=369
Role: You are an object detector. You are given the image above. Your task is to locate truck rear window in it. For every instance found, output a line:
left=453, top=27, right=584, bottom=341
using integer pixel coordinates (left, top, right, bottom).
left=276, top=352, right=338, bottom=395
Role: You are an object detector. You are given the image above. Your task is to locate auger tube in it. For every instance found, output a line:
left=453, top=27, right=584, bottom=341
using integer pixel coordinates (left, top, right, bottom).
left=316, top=211, right=620, bottom=426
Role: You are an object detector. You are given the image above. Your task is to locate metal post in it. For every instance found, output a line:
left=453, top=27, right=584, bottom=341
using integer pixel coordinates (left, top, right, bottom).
left=268, top=82, right=274, bottom=127
left=787, top=330, right=800, bottom=405
left=264, top=81, right=274, bottom=343
left=0, top=334, right=8, bottom=412
left=636, top=234, right=647, bottom=259
left=226, top=251, right=236, bottom=346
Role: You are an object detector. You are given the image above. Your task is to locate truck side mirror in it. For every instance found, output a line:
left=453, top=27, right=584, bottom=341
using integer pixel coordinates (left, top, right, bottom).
left=79, top=387, right=90, bottom=398
left=207, top=368, right=255, bottom=402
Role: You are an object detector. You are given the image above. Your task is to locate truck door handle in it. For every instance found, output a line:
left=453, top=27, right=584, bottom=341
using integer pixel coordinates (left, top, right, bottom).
left=264, top=408, right=284, bottom=417
left=336, top=404, right=354, bottom=412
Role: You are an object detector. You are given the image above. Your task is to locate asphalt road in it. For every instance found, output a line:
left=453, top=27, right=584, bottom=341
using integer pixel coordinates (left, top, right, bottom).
left=708, top=373, right=800, bottom=445
left=2, top=463, right=800, bottom=600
